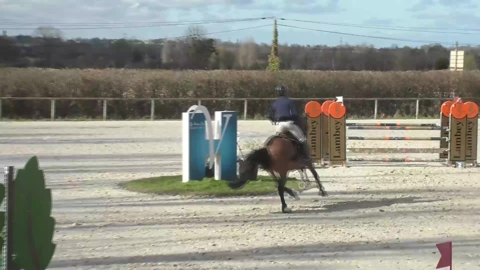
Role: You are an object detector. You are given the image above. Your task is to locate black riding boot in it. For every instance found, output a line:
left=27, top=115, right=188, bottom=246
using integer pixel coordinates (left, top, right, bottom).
left=300, top=140, right=312, bottom=163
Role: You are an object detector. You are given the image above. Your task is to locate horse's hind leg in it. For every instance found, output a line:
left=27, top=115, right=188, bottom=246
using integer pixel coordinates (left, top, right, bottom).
left=284, top=186, right=300, bottom=200
left=297, top=169, right=312, bottom=191
left=306, top=162, right=328, bottom=197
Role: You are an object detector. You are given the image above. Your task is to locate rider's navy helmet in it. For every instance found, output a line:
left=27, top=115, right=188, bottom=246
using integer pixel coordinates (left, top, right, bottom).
left=275, top=84, right=288, bottom=96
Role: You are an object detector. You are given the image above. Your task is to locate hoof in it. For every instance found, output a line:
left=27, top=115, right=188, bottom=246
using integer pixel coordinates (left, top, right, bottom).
left=282, top=207, right=292, bottom=213
left=292, top=191, right=300, bottom=201
left=319, top=190, right=328, bottom=197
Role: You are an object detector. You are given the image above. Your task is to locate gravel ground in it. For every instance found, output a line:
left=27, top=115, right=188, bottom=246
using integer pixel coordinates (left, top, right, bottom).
left=0, top=119, right=479, bottom=270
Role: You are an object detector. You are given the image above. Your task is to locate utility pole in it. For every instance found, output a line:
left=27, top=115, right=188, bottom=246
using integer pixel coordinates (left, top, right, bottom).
left=450, top=41, right=460, bottom=98
left=454, top=41, right=459, bottom=71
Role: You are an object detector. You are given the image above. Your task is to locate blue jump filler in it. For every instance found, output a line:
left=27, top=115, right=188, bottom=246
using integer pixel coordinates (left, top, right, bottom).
left=182, top=105, right=238, bottom=182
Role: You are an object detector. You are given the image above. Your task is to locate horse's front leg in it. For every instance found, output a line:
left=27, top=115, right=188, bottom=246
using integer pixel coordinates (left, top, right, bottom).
left=268, top=170, right=298, bottom=200
left=277, top=173, right=291, bottom=213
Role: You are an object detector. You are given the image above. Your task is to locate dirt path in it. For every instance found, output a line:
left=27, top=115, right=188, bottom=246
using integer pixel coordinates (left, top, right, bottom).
left=0, top=120, right=479, bottom=270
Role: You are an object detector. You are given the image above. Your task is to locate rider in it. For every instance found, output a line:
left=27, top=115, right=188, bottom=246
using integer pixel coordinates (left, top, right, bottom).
left=267, top=84, right=311, bottom=163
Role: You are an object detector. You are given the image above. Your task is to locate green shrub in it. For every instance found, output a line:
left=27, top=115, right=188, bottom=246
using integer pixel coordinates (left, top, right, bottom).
left=0, top=68, right=479, bottom=119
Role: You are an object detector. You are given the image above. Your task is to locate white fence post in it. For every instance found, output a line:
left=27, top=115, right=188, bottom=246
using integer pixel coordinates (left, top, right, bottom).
left=0, top=99, right=2, bottom=119
left=103, top=100, right=107, bottom=121
left=50, top=99, right=55, bottom=121
left=150, top=99, right=155, bottom=121
left=415, top=99, right=420, bottom=119
left=374, top=99, right=378, bottom=119
left=244, top=99, right=248, bottom=120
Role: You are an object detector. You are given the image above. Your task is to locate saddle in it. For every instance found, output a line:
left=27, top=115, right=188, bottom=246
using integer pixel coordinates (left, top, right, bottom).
left=264, top=131, right=303, bottom=161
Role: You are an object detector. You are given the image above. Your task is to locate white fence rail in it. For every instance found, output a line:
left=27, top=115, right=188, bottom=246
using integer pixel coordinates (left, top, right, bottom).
left=0, top=97, right=476, bottom=121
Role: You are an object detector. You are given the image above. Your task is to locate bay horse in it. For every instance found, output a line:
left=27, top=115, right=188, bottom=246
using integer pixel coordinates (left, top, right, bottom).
left=228, top=130, right=328, bottom=213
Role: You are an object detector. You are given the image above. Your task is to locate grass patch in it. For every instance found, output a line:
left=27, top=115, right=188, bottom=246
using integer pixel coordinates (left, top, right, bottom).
left=119, top=175, right=299, bottom=197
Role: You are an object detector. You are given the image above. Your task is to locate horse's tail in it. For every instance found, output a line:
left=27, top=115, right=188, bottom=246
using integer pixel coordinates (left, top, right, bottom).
left=228, top=147, right=272, bottom=189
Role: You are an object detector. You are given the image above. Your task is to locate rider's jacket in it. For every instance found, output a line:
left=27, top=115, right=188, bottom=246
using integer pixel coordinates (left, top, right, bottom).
left=268, top=96, right=300, bottom=125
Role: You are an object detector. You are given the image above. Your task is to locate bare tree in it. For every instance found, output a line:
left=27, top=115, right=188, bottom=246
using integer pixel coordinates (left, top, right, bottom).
left=237, top=37, right=258, bottom=69
left=173, top=40, right=190, bottom=69
left=217, top=47, right=235, bottom=69
left=161, top=39, right=174, bottom=65
left=33, top=26, right=63, bottom=39
left=185, top=25, right=207, bottom=40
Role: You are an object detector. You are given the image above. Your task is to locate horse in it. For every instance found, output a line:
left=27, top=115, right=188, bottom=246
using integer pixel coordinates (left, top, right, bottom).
left=228, top=130, right=328, bottom=213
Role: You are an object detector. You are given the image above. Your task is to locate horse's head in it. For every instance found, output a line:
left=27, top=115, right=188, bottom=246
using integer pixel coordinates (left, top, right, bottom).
left=238, top=158, right=257, bottom=182
left=228, top=149, right=264, bottom=190
left=228, top=159, right=252, bottom=189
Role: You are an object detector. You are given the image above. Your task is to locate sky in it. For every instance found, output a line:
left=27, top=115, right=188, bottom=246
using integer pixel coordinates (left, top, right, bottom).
left=1, top=0, right=480, bottom=48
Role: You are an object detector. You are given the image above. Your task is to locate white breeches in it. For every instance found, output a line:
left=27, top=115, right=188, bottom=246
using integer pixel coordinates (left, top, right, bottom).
left=275, top=121, right=306, bottom=142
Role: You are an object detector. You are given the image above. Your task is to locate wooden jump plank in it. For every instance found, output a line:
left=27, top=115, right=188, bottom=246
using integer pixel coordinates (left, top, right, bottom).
left=347, top=148, right=448, bottom=154
left=347, top=136, right=447, bottom=141
left=348, top=158, right=446, bottom=162
left=346, top=123, right=439, bottom=127
left=347, top=126, right=443, bottom=130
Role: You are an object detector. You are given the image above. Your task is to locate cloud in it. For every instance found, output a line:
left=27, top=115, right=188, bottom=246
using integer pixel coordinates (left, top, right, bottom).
left=142, top=0, right=256, bottom=10
left=0, top=0, right=160, bottom=23
left=0, top=0, right=260, bottom=24
left=0, top=0, right=345, bottom=27
left=436, top=0, right=476, bottom=7
left=283, top=0, right=344, bottom=14
left=362, top=18, right=395, bottom=26
left=414, top=11, right=480, bottom=24
left=243, top=0, right=344, bottom=15
left=408, top=0, right=477, bottom=12
left=0, top=0, right=345, bottom=41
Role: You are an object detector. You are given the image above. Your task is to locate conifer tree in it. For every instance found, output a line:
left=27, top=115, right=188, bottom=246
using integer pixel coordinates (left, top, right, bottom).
left=267, top=19, right=281, bottom=71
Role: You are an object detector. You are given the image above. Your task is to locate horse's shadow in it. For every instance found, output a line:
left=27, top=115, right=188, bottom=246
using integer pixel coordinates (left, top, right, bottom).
left=272, top=196, right=443, bottom=214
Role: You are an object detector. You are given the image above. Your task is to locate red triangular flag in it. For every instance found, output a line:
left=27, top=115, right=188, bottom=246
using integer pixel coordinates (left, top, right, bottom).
left=436, top=241, right=452, bottom=269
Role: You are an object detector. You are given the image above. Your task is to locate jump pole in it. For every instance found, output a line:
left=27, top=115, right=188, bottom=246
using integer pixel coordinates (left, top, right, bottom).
left=348, top=148, right=448, bottom=154
left=347, top=123, right=439, bottom=127
left=345, top=99, right=462, bottom=167
left=347, top=126, right=444, bottom=130
left=348, top=158, right=446, bottom=163
left=305, top=97, right=477, bottom=167
left=347, top=136, right=447, bottom=141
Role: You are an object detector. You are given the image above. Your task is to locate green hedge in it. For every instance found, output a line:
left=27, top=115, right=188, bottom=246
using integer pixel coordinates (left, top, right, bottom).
left=0, top=68, right=479, bottom=119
